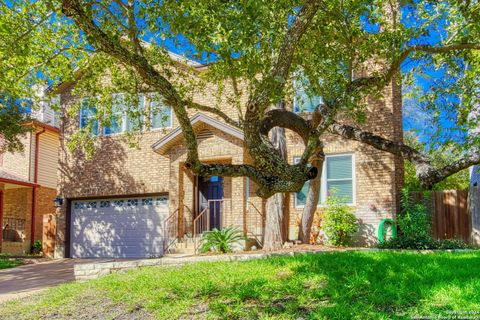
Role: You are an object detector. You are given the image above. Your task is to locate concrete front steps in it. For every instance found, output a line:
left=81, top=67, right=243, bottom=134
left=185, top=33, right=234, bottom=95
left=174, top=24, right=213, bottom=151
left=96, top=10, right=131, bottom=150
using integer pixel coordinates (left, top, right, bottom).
left=165, top=237, right=198, bottom=255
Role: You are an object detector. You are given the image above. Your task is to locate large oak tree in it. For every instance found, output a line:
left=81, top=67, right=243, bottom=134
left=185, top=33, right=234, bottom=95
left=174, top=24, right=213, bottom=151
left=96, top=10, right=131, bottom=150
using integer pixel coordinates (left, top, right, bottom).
left=3, top=0, right=480, bottom=247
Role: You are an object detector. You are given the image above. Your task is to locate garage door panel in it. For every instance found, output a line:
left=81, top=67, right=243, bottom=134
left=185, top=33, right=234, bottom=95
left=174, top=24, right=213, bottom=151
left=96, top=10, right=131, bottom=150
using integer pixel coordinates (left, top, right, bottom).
left=71, top=195, right=169, bottom=258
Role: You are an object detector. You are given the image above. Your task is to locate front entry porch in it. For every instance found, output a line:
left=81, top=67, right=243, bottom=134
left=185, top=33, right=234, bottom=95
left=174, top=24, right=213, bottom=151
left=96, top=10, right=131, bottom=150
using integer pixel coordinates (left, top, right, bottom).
left=0, top=182, right=34, bottom=255
left=0, top=175, right=57, bottom=256
left=153, top=113, right=265, bottom=254
left=164, top=169, right=265, bottom=254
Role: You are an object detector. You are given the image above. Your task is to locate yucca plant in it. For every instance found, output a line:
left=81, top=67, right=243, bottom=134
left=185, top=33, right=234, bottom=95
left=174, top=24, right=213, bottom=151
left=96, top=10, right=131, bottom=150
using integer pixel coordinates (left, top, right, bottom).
left=200, top=226, right=245, bottom=253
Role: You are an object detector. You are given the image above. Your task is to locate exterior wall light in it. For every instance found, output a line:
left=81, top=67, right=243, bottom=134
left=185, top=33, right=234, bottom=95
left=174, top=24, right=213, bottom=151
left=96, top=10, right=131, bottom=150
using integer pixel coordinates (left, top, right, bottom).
left=53, top=197, right=64, bottom=208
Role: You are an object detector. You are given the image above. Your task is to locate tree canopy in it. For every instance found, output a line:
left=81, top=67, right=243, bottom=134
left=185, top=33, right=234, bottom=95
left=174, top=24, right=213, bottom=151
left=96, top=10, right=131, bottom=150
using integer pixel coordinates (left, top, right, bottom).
left=0, top=1, right=83, bottom=150
left=1, top=0, right=479, bottom=196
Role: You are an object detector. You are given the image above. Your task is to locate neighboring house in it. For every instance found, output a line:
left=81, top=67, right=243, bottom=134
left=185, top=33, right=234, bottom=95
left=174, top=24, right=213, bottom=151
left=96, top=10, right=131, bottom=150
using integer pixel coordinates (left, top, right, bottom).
left=0, top=98, right=60, bottom=255
left=472, top=166, right=480, bottom=187
left=52, top=56, right=403, bottom=259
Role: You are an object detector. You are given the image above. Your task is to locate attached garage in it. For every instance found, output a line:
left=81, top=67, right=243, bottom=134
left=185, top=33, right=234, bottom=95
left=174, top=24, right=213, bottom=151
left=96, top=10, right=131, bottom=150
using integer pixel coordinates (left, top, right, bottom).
left=70, top=195, right=169, bottom=258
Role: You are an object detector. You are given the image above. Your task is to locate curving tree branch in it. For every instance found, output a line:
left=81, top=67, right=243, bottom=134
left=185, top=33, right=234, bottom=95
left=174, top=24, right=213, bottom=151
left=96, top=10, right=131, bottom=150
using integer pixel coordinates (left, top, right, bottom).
left=330, top=122, right=479, bottom=189
left=259, top=108, right=311, bottom=142
left=241, top=0, right=323, bottom=188
left=186, top=101, right=242, bottom=129
left=247, top=0, right=323, bottom=113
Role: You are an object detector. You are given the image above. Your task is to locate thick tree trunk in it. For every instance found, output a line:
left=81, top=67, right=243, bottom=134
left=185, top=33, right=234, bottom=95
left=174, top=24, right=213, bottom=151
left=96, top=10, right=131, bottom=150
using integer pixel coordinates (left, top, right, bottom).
left=298, top=148, right=324, bottom=244
left=264, top=192, right=285, bottom=251
left=263, top=104, right=287, bottom=251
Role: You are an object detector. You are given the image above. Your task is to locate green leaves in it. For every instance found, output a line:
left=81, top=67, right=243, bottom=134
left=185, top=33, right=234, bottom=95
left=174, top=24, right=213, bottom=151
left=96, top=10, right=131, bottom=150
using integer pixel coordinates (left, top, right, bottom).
left=321, top=192, right=359, bottom=246
left=0, top=0, right=85, bottom=151
left=200, top=226, right=245, bottom=253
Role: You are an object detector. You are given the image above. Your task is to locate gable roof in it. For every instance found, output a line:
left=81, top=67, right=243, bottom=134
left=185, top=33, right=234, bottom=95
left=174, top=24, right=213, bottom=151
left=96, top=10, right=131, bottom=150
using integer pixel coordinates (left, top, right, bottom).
left=151, top=113, right=244, bottom=155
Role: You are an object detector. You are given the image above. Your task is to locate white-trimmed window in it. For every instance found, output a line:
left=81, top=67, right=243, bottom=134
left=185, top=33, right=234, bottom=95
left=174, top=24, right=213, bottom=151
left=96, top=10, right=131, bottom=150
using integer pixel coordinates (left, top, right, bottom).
left=80, top=100, right=99, bottom=136
left=103, top=93, right=145, bottom=135
left=150, top=95, right=172, bottom=129
left=126, top=95, right=145, bottom=132
left=294, top=154, right=355, bottom=207
left=103, top=94, right=125, bottom=135
left=293, top=77, right=322, bottom=113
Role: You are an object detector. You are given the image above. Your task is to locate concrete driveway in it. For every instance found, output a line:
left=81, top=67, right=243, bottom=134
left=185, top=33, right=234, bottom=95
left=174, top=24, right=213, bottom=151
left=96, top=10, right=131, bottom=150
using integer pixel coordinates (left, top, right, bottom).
left=0, top=259, right=75, bottom=303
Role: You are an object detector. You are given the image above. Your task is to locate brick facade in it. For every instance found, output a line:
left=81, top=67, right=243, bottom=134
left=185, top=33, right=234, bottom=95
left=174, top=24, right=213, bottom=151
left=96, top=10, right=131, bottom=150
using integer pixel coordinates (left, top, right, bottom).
left=0, top=123, right=59, bottom=255
left=54, top=73, right=403, bottom=257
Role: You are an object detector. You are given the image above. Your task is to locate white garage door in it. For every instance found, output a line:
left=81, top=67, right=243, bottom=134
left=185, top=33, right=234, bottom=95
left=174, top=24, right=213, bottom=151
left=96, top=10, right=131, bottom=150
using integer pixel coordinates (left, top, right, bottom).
left=70, top=195, right=169, bottom=258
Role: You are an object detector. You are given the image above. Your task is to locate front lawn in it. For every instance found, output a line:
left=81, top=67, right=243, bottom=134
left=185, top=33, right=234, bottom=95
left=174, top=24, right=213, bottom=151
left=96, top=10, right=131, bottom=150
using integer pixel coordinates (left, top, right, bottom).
left=2, top=251, right=480, bottom=319
left=0, top=256, right=23, bottom=270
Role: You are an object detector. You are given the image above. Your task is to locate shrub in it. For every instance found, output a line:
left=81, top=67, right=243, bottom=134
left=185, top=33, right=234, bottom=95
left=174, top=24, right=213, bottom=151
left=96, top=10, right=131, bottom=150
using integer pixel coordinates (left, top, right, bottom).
left=31, top=240, right=42, bottom=254
left=380, top=189, right=471, bottom=250
left=397, top=189, right=432, bottom=239
left=321, top=194, right=359, bottom=246
left=380, top=189, right=434, bottom=249
left=200, top=226, right=245, bottom=253
left=437, top=239, right=470, bottom=250
left=379, top=235, right=438, bottom=250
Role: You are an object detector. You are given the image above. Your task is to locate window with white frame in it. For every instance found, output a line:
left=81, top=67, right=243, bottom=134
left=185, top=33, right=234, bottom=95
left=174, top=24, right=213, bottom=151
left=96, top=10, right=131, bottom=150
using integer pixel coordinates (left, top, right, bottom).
left=150, top=95, right=172, bottom=129
left=125, top=95, right=145, bottom=132
left=103, top=94, right=125, bottom=135
left=80, top=100, right=99, bottom=136
left=294, top=154, right=355, bottom=207
left=293, top=77, right=322, bottom=113
left=103, top=94, right=145, bottom=135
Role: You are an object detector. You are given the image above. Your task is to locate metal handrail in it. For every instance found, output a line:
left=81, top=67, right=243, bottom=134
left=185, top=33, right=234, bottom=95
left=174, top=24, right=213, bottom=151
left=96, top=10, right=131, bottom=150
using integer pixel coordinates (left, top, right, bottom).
left=193, top=199, right=224, bottom=253
left=183, top=205, right=194, bottom=237
left=163, top=204, right=196, bottom=253
left=246, top=201, right=263, bottom=218
left=246, top=200, right=264, bottom=246
left=193, top=206, right=208, bottom=253
left=163, top=208, right=179, bottom=253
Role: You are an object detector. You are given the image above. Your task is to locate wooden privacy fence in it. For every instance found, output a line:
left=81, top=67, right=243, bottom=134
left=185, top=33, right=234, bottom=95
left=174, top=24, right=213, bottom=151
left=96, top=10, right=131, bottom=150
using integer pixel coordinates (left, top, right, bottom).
left=411, top=190, right=475, bottom=242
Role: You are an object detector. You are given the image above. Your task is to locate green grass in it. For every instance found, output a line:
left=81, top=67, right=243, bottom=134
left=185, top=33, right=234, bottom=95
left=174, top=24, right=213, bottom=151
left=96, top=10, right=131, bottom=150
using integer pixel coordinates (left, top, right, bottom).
left=0, top=257, right=23, bottom=269
left=2, top=251, right=480, bottom=319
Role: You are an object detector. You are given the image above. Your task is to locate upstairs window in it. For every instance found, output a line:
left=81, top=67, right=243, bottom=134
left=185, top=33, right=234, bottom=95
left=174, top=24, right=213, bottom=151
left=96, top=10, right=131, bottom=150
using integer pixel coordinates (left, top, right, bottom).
left=294, top=154, right=355, bottom=207
left=126, top=95, right=145, bottom=132
left=80, top=101, right=99, bottom=136
left=103, top=94, right=145, bottom=135
left=293, top=78, right=322, bottom=113
left=103, top=94, right=125, bottom=136
left=80, top=93, right=169, bottom=135
left=150, top=96, right=172, bottom=129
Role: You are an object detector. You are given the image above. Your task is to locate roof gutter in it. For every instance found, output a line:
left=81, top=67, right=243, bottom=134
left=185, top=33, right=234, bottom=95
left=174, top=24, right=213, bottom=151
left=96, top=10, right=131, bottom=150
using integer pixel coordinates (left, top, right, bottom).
left=23, top=120, right=60, bottom=134
left=0, top=178, right=37, bottom=188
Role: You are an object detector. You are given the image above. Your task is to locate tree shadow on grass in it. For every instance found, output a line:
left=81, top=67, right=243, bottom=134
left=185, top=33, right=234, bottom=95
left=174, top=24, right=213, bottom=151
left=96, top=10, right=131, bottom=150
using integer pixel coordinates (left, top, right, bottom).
left=200, top=252, right=480, bottom=320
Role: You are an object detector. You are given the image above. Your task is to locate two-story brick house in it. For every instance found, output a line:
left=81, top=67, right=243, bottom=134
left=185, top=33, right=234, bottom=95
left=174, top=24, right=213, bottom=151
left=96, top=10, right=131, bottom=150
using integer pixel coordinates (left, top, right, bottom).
left=52, top=56, right=403, bottom=259
left=0, top=95, right=60, bottom=255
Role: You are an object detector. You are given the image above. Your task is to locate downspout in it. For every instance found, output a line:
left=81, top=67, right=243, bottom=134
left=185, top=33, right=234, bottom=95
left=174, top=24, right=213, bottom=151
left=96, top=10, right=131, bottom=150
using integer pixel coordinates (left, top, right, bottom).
left=30, top=127, right=45, bottom=249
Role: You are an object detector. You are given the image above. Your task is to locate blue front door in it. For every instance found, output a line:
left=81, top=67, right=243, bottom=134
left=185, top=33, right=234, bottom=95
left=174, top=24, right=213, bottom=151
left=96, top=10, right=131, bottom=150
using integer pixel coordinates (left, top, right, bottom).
left=198, top=176, right=223, bottom=230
